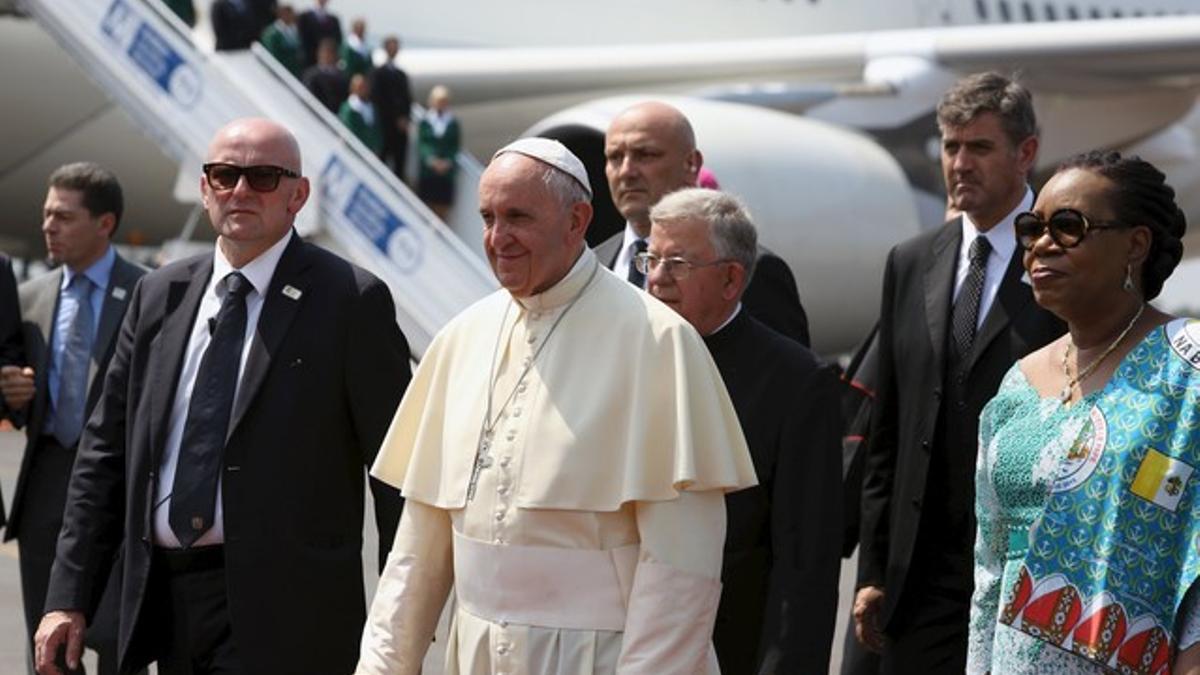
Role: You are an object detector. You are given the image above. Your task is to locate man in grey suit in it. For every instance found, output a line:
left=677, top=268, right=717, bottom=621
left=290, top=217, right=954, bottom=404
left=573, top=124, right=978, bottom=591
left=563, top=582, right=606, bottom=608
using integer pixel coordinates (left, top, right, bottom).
left=0, top=163, right=145, bottom=675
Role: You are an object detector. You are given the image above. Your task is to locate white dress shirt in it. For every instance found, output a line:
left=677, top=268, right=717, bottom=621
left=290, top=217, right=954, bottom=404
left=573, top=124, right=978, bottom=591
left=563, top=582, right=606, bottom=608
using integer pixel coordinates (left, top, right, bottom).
left=153, top=231, right=293, bottom=547
left=953, top=188, right=1033, bottom=329
left=612, top=222, right=646, bottom=287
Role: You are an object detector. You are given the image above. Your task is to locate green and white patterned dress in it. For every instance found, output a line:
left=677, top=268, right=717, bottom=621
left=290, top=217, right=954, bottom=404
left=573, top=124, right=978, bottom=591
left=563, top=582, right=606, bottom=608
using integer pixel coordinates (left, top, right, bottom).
left=969, top=321, right=1200, bottom=674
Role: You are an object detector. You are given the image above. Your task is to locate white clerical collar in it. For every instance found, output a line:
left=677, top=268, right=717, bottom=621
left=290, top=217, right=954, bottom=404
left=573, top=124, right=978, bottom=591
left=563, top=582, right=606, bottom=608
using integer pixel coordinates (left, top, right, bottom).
left=514, top=246, right=596, bottom=312
left=706, top=303, right=743, bottom=336
left=959, top=186, right=1031, bottom=265
left=212, top=228, right=294, bottom=298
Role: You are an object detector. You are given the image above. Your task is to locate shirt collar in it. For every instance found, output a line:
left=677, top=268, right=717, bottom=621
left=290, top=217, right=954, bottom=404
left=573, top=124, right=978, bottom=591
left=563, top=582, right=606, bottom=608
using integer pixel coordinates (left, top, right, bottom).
left=621, top=222, right=645, bottom=251
left=706, top=303, right=743, bottom=337
left=212, top=229, right=294, bottom=298
left=514, top=246, right=596, bottom=312
left=62, top=244, right=115, bottom=292
left=960, top=186, right=1032, bottom=265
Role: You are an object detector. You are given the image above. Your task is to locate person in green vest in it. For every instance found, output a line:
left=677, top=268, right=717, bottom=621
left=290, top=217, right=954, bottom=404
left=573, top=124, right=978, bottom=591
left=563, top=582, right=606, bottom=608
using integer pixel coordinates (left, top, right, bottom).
left=339, top=18, right=372, bottom=78
left=417, top=85, right=461, bottom=222
left=339, top=74, right=383, bottom=155
left=259, top=4, right=304, bottom=79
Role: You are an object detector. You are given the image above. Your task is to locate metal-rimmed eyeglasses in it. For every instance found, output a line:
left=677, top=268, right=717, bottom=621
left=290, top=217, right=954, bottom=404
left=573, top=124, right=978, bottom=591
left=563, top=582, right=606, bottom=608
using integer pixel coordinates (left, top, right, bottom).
left=1014, top=208, right=1127, bottom=250
left=633, top=252, right=732, bottom=280
left=202, top=163, right=301, bottom=193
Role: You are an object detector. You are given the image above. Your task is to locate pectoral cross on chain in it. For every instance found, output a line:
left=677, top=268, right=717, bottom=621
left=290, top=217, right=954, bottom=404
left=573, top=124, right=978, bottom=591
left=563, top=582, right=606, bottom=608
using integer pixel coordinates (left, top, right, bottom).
left=467, top=431, right=494, bottom=501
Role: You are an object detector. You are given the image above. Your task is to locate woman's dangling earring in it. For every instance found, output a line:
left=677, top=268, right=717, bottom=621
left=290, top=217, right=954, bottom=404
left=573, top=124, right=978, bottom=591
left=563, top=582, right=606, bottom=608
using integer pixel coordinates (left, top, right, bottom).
left=1123, top=263, right=1135, bottom=292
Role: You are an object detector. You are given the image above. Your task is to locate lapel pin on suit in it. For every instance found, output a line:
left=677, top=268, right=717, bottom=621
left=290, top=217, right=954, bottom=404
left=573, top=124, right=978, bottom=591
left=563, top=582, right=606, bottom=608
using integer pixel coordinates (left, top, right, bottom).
left=112, top=286, right=128, bottom=301
left=282, top=285, right=302, bottom=300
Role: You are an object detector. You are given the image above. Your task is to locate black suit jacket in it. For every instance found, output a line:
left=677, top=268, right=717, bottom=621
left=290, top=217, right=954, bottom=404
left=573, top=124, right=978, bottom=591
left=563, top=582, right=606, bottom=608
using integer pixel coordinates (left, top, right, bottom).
left=0, top=255, right=22, bottom=368
left=245, top=0, right=276, bottom=36
left=211, top=0, right=255, bottom=51
left=303, top=65, right=349, bottom=114
left=5, top=252, right=145, bottom=541
left=45, top=235, right=411, bottom=674
left=370, top=63, right=413, bottom=124
left=705, top=310, right=842, bottom=674
left=594, top=231, right=811, bottom=346
left=0, top=253, right=25, bottom=527
left=857, top=218, right=1063, bottom=627
left=297, top=8, right=342, bottom=68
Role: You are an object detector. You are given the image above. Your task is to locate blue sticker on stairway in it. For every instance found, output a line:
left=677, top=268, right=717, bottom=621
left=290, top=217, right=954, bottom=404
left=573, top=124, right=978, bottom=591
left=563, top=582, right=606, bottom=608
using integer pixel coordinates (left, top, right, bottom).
left=100, top=0, right=201, bottom=106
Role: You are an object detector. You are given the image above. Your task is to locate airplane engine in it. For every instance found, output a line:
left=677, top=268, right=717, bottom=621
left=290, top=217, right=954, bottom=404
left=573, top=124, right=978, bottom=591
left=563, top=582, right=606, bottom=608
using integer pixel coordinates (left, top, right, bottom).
left=523, top=95, right=922, bottom=355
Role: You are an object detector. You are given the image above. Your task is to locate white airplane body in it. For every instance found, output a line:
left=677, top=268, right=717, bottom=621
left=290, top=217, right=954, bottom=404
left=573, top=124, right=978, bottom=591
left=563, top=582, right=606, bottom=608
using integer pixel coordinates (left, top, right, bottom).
left=1, top=0, right=1199, bottom=351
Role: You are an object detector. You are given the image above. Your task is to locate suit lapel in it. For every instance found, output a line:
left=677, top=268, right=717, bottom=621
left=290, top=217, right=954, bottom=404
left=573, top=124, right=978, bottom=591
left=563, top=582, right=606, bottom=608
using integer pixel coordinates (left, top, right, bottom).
left=594, top=232, right=622, bottom=269
left=229, top=235, right=309, bottom=434
left=27, top=270, right=62, bottom=373
left=966, top=247, right=1032, bottom=373
left=923, top=220, right=961, bottom=374
left=89, top=255, right=138, bottom=389
left=24, top=271, right=62, bottom=431
left=149, top=257, right=212, bottom=464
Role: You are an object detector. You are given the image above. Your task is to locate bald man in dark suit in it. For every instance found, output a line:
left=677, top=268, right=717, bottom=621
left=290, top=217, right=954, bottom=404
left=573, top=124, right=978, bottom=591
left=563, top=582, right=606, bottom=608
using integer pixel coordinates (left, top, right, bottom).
left=35, top=120, right=410, bottom=675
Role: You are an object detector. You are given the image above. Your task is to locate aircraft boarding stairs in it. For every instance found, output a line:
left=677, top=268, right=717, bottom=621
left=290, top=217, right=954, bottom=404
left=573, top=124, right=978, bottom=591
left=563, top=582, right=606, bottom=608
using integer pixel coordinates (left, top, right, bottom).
left=21, top=0, right=496, bottom=355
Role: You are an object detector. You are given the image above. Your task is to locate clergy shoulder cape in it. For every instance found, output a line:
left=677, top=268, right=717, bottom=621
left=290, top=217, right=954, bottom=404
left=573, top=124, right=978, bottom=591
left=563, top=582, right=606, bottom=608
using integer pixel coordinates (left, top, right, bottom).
left=372, top=252, right=757, bottom=511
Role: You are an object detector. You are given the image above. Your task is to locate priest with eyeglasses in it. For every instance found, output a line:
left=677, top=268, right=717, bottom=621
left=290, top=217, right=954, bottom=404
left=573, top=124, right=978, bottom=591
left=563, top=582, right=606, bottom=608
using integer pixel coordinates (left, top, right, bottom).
left=357, top=137, right=756, bottom=675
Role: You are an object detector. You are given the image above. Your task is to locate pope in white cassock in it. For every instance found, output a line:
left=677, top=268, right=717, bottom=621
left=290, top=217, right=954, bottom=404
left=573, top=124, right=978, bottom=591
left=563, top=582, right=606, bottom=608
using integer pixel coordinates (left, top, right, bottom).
left=356, top=138, right=757, bottom=675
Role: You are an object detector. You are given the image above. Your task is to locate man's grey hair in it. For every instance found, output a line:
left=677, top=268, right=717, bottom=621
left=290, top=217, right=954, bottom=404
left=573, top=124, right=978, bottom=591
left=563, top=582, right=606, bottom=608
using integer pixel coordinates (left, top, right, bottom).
left=541, top=165, right=591, bottom=209
left=936, top=71, right=1038, bottom=147
left=650, top=188, right=757, bottom=280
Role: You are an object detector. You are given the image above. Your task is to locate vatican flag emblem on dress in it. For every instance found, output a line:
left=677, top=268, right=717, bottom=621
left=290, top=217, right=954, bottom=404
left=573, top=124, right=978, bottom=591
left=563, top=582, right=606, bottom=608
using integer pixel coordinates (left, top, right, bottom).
left=1130, top=448, right=1194, bottom=512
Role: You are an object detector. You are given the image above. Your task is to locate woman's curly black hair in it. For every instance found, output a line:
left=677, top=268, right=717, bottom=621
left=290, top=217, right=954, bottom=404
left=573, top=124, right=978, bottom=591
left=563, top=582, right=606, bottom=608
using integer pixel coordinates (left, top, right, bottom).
left=1057, top=150, right=1187, bottom=300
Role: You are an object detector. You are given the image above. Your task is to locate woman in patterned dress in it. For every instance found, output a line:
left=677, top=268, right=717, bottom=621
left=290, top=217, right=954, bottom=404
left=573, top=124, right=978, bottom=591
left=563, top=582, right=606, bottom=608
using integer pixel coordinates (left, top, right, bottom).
left=969, top=151, right=1199, bottom=674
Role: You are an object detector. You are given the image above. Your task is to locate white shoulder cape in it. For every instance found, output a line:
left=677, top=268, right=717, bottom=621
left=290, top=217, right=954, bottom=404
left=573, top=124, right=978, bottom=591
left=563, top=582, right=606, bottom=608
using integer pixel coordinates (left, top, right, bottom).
left=372, top=263, right=757, bottom=511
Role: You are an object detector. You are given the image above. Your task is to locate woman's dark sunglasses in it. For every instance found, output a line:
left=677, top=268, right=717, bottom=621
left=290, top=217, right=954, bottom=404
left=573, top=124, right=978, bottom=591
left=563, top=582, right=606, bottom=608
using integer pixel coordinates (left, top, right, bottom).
left=202, top=163, right=300, bottom=192
left=1014, top=208, right=1126, bottom=250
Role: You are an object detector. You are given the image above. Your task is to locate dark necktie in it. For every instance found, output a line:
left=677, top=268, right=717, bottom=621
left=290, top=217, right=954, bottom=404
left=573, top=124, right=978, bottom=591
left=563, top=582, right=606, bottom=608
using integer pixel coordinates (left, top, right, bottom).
left=169, top=272, right=252, bottom=548
left=950, top=235, right=992, bottom=362
left=626, top=239, right=648, bottom=288
left=53, top=275, right=95, bottom=447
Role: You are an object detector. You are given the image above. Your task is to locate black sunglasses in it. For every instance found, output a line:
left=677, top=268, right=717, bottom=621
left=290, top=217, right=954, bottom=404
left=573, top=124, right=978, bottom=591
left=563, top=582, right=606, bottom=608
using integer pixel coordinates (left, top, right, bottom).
left=1014, top=208, right=1126, bottom=250
left=202, top=163, right=300, bottom=192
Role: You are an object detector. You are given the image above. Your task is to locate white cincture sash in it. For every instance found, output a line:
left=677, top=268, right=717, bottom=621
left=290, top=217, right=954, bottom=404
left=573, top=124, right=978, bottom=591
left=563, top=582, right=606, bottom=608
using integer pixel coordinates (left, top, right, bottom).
left=453, top=530, right=639, bottom=631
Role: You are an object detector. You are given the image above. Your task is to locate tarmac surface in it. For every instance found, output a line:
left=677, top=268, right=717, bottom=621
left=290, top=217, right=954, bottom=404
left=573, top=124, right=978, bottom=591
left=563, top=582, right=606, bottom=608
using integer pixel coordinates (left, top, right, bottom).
left=0, top=429, right=857, bottom=674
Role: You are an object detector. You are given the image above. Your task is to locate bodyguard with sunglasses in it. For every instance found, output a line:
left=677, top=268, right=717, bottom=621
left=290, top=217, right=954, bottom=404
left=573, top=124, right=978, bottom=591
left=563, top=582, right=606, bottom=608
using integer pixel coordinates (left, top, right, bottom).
left=35, top=118, right=412, bottom=675
left=854, top=72, right=1063, bottom=675
left=969, top=153, right=1195, bottom=673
